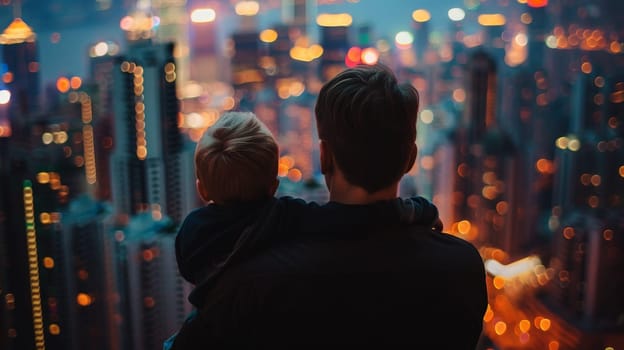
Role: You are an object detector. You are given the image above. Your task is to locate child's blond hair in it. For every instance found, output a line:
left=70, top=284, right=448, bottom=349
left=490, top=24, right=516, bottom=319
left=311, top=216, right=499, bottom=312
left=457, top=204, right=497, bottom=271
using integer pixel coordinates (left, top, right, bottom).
left=194, top=112, right=278, bottom=204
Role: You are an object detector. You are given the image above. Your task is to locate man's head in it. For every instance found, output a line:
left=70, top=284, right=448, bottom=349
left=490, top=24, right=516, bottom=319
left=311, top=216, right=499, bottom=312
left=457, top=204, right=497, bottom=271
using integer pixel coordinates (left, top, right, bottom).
left=194, top=112, right=279, bottom=204
left=315, top=64, right=420, bottom=194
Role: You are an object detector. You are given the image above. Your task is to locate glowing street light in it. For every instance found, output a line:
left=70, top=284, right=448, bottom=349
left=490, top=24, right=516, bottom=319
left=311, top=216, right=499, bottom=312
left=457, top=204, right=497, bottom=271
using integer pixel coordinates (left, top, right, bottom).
left=191, top=8, right=216, bottom=23
left=361, top=48, right=379, bottom=65
left=316, top=13, right=352, bottom=27
left=259, top=29, right=278, bottom=43
left=448, top=8, right=466, bottom=21
left=395, top=31, right=414, bottom=48
left=93, top=41, right=108, bottom=56
left=412, top=9, right=431, bottom=23
left=527, top=0, right=548, bottom=8
left=235, top=1, right=260, bottom=16
left=478, top=14, right=506, bottom=26
left=0, top=89, right=10, bottom=104
left=56, top=77, right=70, bottom=93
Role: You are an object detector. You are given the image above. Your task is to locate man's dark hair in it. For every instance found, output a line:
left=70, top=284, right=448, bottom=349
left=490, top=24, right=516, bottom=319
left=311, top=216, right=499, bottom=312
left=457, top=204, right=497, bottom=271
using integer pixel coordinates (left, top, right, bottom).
left=315, top=64, right=420, bottom=193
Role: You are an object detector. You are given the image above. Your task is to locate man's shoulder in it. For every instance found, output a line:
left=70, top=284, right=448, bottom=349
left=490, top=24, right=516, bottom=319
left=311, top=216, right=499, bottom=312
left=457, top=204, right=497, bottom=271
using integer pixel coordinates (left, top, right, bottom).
left=403, top=226, right=484, bottom=272
left=228, top=224, right=483, bottom=277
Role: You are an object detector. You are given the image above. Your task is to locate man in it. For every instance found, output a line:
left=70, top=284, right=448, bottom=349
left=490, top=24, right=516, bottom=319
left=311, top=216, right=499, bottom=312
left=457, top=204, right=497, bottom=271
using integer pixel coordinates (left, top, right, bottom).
left=171, top=64, right=487, bottom=348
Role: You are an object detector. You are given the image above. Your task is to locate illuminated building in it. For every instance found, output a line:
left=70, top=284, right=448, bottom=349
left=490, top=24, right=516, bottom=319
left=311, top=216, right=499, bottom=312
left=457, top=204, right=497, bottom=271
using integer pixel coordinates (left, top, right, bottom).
left=188, top=5, right=222, bottom=83
left=261, top=25, right=292, bottom=80
left=0, top=153, right=79, bottom=350
left=549, top=71, right=624, bottom=218
left=411, top=9, right=431, bottom=65
left=119, top=0, right=157, bottom=43
left=264, top=1, right=321, bottom=81
left=110, top=42, right=197, bottom=225
left=281, top=0, right=315, bottom=39
left=230, top=30, right=263, bottom=88
left=0, top=87, right=99, bottom=349
left=0, top=137, right=7, bottom=350
left=59, top=196, right=115, bottom=350
left=89, top=47, right=119, bottom=201
left=548, top=212, right=624, bottom=348
left=0, top=142, right=35, bottom=350
left=547, top=70, right=624, bottom=341
left=110, top=213, right=191, bottom=350
left=443, top=50, right=525, bottom=254
left=478, top=14, right=506, bottom=62
left=152, top=0, right=190, bottom=90
left=0, top=17, right=40, bottom=129
left=318, top=21, right=350, bottom=81
left=463, top=51, right=497, bottom=147
left=525, top=1, right=549, bottom=67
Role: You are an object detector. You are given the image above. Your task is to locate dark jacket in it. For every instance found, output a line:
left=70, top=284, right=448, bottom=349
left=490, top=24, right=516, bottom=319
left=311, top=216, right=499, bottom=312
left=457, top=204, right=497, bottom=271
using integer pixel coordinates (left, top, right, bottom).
left=175, top=197, right=309, bottom=307
left=172, top=197, right=485, bottom=348
left=175, top=196, right=440, bottom=308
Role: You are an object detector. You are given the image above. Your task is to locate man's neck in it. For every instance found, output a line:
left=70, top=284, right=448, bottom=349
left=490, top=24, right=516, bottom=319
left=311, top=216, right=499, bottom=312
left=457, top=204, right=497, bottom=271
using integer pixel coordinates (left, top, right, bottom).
left=327, top=171, right=398, bottom=205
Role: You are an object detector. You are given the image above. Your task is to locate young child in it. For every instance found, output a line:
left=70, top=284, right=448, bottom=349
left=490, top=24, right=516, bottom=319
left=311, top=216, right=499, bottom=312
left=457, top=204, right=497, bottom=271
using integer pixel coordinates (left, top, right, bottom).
left=176, top=111, right=283, bottom=304
left=165, top=111, right=442, bottom=349
left=164, top=111, right=302, bottom=349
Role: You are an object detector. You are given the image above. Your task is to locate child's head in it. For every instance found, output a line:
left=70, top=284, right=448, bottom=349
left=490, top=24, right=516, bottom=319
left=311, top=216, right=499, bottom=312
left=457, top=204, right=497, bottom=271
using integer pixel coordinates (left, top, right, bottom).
left=194, top=112, right=279, bottom=204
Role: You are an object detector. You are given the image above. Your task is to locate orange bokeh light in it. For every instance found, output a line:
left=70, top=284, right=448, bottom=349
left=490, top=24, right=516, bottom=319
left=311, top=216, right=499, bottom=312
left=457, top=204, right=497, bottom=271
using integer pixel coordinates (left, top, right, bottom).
left=278, top=164, right=289, bottom=177
left=562, top=226, right=575, bottom=239
left=361, top=48, right=379, bottom=65
left=493, top=276, right=505, bottom=289
left=76, top=293, right=92, bottom=306
left=142, top=249, right=154, bottom=262
left=287, top=168, right=303, bottom=182
left=346, top=46, right=362, bottom=67
left=519, top=319, right=531, bottom=333
left=144, top=296, right=155, bottom=308
left=494, top=321, right=507, bottom=335
left=527, top=0, right=548, bottom=8
left=70, top=76, right=82, bottom=90
left=457, top=220, right=471, bottom=234
left=539, top=318, right=551, bottom=331
left=536, top=158, right=554, bottom=173
left=56, top=77, right=70, bottom=93
left=483, top=305, right=494, bottom=322
left=2, top=71, right=13, bottom=83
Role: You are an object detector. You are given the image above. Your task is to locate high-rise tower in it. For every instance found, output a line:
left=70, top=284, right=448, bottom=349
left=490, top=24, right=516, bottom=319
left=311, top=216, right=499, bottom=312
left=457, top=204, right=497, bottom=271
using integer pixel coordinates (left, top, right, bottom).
left=0, top=16, right=39, bottom=131
left=110, top=41, right=196, bottom=225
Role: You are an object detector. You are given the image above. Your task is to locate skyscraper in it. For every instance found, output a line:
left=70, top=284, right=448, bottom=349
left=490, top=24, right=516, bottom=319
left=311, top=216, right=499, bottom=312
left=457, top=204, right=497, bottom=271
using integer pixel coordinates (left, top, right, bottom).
left=108, top=213, right=190, bottom=350
left=110, top=41, right=197, bottom=225
left=108, top=19, right=196, bottom=349
left=152, top=0, right=190, bottom=90
left=89, top=50, right=118, bottom=201
left=59, top=196, right=115, bottom=350
left=0, top=17, right=39, bottom=133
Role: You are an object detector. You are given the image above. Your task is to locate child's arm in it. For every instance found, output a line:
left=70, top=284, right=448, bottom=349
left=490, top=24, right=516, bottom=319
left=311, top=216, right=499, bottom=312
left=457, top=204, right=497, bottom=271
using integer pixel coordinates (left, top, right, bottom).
left=397, top=196, right=443, bottom=230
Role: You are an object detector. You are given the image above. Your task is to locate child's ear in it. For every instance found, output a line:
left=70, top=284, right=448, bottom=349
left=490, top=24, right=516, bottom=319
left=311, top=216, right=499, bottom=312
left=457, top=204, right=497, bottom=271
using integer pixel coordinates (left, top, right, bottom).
left=196, top=179, right=210, bottom=203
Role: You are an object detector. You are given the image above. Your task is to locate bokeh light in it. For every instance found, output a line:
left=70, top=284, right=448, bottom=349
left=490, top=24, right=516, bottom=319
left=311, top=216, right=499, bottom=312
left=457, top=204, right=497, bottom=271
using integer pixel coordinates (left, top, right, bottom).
left=191, top=8, right=216, bottom=23
left=448, top=8, right=466, bottom=21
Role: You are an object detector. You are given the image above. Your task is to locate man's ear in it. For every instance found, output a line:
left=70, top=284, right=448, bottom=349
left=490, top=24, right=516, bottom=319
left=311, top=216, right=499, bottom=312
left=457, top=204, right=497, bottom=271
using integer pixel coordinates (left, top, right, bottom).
left=405, top=143, right=418, bottom=173
left=320, top=140, right=334, bottom=175
left=196, top=179, right=210, bottom=203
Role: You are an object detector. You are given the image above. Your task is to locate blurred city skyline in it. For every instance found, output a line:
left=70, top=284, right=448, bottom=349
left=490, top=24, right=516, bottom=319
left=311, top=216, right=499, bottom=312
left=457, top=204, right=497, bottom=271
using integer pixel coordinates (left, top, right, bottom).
left=1, top=0, right=623, bottom=349
left=1, top=0, right=516, bottom=87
